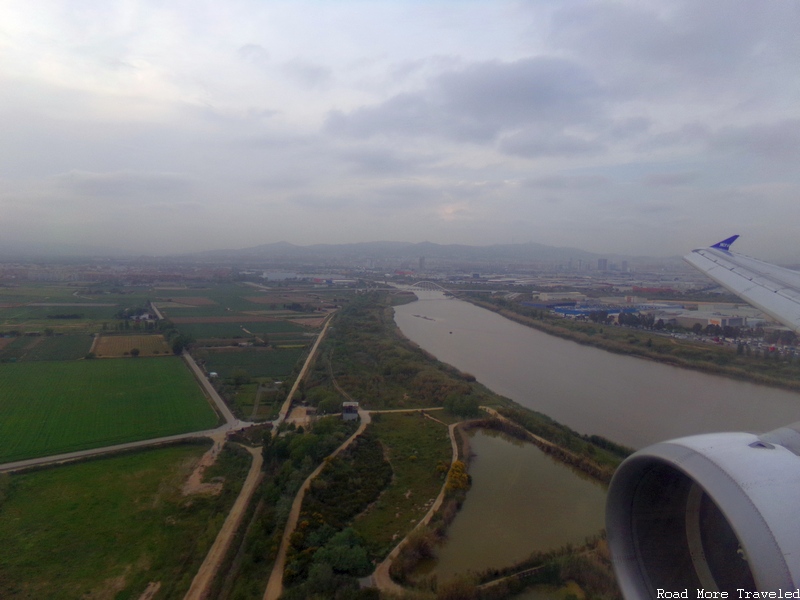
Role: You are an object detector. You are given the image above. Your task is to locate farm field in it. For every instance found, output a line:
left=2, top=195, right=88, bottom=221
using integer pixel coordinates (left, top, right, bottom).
left=0, top=304, right=121, bottom=324
left=194, top=347, right=305, bottom=379
left=0, top=336, right=34, bottom=361
left=0, top=443, right=250, bottom=599
left=6, top=335, right=93, bottom=362
left=0, top=357, right=219, bottom=463
left=93, top=334, right=171, bottom=357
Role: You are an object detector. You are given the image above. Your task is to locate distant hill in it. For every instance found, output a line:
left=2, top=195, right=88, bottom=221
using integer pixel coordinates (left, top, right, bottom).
left=188, top=240, right=606, bottom=264
left=0, top=239, right=683, bottom=268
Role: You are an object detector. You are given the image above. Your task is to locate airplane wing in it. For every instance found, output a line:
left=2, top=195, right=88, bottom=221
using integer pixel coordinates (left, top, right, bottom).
left=608, top=237, right=800, bottom=596
left=683, top=235, right=800, bottom=332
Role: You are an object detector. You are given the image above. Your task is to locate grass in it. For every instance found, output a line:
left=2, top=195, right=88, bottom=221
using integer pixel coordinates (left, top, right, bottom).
left=353, top=412, right=453, bottom=559
left=0, top=442, right=250, bottom=599
left=21, top=335, right=94, bottom=361
left=0, top=357, right=219, bottom=463
left=310, top=294, right=496, bottom=411
left=193, top=347, right=305, bottom=379
left=174, top=321, right=307, bottom=339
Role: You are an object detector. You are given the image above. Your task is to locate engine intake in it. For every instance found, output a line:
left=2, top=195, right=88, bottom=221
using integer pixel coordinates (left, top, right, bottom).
left=607, top=427, right=800, bottom=598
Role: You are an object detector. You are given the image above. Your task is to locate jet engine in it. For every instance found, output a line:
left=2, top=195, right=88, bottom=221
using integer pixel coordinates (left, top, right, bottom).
left=606, top=423, right=800, bottom=597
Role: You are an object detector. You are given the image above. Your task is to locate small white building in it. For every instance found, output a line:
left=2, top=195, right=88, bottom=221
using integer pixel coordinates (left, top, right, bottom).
left=342, top=401, right=359, bottom=421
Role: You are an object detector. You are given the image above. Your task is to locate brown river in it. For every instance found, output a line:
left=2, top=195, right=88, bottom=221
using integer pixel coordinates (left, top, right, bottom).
left=394, top=291, right=800, bottom=449
left=394, top=291, right=800, bottom=584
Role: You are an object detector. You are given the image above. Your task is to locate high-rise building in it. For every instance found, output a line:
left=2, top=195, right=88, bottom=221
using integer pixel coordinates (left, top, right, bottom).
left=598, top=258, right=608, bottom=271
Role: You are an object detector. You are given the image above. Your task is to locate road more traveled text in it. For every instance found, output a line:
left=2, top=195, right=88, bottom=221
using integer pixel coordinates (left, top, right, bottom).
left=657, top=591, right=800, bottom=599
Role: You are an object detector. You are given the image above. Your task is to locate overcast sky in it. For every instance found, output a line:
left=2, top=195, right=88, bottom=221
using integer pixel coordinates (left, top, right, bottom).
left=2, top=1, right=799, bottom=258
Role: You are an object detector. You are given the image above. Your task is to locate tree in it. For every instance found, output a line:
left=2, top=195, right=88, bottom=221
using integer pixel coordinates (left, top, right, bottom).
left=171, top=334, right=193, bottom=355
left=232, top=369, right=250, bottom=387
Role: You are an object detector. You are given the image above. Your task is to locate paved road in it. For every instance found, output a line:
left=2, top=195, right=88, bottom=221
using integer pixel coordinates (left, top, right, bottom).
left=185, top=445, right=264, bottom=600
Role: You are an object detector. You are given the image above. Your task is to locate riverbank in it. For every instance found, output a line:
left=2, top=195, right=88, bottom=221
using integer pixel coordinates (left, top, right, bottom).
left=464, top=295, right=800, bottom=393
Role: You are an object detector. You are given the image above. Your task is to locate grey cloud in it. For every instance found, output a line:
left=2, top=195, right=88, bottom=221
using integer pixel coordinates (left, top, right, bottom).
left=53, top=170, right=193, bottom=198
left=522, top=175, right=612, bottom=189
left=238, top=44, right=270, bottom=66
left=371, top=183, right=442, bottom=208
left=289, top=193, right=358, bottom=211
left=711, top=120, right=800, bottom=161
left=638, top=123, right=710, bottom=151
left=389, top=59, right=428, bottom=81
left=326, top=57, right=603, bottom=144
left=500, top=129, right=603, bottom=158
left=326, top=93, right=478, bottom=140
left=341, top=147, right=428, bottom=176
left=283, top=59, right=332, bottom=88
left=437, top=58, right=601, bottom=130
left=249, top=175, right=308, bottom=191
left=606, top=117, right=651, bottom=141
left=289, top=182, right=442, bottom=215
left=551, top=1, right=800, bottom=95
left=643, top=172, right=699, bottom=187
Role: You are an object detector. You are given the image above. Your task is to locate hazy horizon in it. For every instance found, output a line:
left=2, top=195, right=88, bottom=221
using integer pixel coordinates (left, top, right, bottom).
left=2, top=1, right=799, bottom=260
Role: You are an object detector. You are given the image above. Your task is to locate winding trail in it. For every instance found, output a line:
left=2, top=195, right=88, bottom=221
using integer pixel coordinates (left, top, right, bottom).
left=371, top=419, right=459, bottom=594
left=261, top=406, right=459, bottom=598
left=185, top=445, right=264, bottom=600
left=263, top=407, right=372, bottom=600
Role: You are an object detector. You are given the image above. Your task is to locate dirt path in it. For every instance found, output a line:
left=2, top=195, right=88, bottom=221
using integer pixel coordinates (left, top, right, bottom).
left=184, top=445, right=264, bottom=600
left=251, top=384, right=263, bottom=420
left=371, top=420, right=459, bottom=594
left=182, top=350, right=237, bottom=425
left=182, top=432, right=226, bottom=496
left=137, top=581, right=161, bottom=600
left=274, top=314, right=334, bottom=427
left=263, top=408, right=371, bottom=600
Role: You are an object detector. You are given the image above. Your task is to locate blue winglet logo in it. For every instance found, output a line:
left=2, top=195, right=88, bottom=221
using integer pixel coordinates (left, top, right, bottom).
left=711, top=235, right=740, bottom=251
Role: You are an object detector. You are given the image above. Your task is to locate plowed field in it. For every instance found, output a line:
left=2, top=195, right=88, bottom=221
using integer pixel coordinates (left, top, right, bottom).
left=94, top=335, right=171, bottom=357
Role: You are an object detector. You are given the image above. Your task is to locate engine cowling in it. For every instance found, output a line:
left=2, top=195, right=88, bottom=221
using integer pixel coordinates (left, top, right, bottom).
left=606, top=425, right=800, bottom=598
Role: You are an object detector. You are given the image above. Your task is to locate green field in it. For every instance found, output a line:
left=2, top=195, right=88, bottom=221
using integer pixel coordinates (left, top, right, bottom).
left=0, top=443, right=250, bottom=599
left=0, top=337, right=32, bottom=361
left=194, top=347, right=305, bottom=379
left=0, top=357, right=219, bottom=463
left=0, top=335, right=93, bottom=362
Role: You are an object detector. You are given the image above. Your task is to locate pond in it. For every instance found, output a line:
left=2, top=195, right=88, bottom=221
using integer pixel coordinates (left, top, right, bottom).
left=419, top=428, right=606, bottom=581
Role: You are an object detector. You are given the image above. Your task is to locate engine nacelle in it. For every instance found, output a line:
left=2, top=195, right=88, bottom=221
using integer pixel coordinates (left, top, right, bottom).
left=607, top=425, right=800, bottom=598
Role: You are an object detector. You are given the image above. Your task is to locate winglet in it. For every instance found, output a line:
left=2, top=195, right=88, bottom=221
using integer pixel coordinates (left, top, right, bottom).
left=711, top=235, right=740, bottom=251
